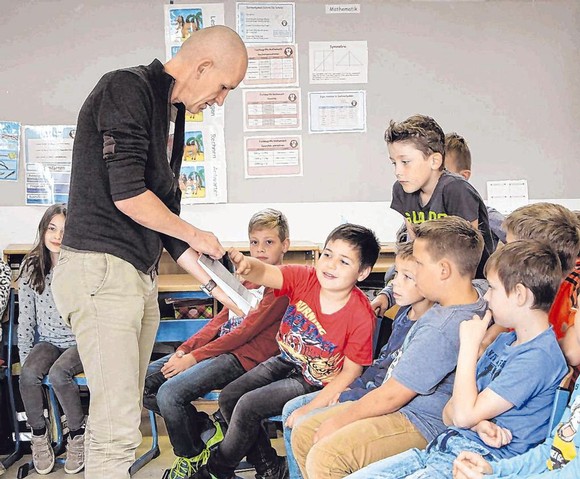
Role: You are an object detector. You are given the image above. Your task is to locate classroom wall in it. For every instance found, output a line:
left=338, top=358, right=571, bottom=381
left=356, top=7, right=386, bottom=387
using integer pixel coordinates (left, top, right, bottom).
left=0, top=0, right=579, bottom=207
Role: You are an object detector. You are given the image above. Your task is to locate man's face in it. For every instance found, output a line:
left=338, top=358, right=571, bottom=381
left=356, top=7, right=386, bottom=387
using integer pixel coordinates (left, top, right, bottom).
left=181, top=60, right=246, bottom=114
left=388, top=141, right=438, bottom=194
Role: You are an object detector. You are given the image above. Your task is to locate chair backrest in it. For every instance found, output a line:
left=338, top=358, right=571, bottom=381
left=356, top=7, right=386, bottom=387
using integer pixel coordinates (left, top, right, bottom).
left=547, top=365, right=575, bottom=436
left=154, top=319, right=210, bottom=343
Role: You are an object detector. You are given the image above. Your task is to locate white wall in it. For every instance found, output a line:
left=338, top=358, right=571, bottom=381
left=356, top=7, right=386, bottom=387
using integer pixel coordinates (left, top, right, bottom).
left=3, top=199, right=580, bottom=254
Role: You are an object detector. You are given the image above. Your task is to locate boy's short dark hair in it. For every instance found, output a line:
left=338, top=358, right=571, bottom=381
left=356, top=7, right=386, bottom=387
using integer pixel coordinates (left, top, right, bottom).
left=414, top=216, right=484, bottom=278
left=503, top=203, right=580, bottom=275
left=445, top=133, right=471, bottom=171
left=384, top=114, right=445, bottom=170
left=248, top=208, right=289, bottom=241
left=395, top=241, right=414, bottom=261
left=485, top=240, right=562, bottom=312
left=325, top=223, right=380, bottom=272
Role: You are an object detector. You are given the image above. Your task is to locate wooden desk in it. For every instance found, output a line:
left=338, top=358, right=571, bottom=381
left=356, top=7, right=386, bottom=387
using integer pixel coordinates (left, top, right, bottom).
left=374, top=243, right=397, bottom=273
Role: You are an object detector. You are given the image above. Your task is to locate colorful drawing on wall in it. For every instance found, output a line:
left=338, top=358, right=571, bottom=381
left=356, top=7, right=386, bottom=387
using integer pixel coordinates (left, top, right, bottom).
left=179, top=164, right=206, bottom=199
left=0, top=121, right=20, bottom=181
left=183, top=132, right=205, bottom=162
left=169, top=8, right=203, bottom=43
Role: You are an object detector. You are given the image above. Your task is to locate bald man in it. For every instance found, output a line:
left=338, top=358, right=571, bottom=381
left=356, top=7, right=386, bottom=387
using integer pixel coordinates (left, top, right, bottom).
left=51, top=26, right=248, bottom=479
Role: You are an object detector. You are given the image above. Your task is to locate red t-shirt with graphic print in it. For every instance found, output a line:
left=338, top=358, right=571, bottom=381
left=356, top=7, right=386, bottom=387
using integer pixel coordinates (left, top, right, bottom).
left=274, top=265, right=374, bottom=387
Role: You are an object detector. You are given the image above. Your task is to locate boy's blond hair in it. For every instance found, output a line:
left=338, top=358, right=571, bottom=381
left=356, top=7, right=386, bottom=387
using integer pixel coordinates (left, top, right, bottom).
left=395, top=241, right=414, bottom=261
left=503, top=203, right=580, bottom=274
left=445, top=133, right=471, bottom=171
left=248, top=208, right=289, bottom=242
left=414, top=216, right=484, bottom=278
left=485, top=240, right=562, bottom=312
left=385, top=114, right=445, bottom=170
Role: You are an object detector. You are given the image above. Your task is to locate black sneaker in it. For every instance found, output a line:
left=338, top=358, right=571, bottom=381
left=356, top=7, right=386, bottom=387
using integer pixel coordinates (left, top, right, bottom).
left=255, top=456, right=289, bottom=479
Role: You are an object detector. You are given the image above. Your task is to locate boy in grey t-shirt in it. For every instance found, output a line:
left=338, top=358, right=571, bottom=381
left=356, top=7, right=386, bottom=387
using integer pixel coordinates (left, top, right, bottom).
left=291, top=216, right=487, bottom=479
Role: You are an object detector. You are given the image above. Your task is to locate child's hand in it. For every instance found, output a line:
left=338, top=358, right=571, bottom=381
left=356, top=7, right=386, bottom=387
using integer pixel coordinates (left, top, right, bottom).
left=228, top=248, right=251, bottom=276
left=161, top=353, right=197, bottom=378
left=460, top=310, right=493, bottom=350
left=313, top=414, right=348, bottom=443
left=473, top=420, right=512, bottom=448
left=371, top=294, right=390, bottom=317
left=285, top=404, right=312, bottom=429
left=453, top=451, right=492, bottom=479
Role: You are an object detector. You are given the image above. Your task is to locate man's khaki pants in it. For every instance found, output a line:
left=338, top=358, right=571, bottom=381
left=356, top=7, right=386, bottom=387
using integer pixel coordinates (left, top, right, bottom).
left=52, top=248, right=159, bottom=479
left=291, top=402, right=428, bottom=479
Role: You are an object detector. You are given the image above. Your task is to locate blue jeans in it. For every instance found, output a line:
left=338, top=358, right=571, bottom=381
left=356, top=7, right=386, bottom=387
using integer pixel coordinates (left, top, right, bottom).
left=281, top=391, right=320, bottom=479
left=345, top=430, right=497, bottom=479
left=210, top=356, right=321, bottom=478
left=143, top=352, right=246, bottom=458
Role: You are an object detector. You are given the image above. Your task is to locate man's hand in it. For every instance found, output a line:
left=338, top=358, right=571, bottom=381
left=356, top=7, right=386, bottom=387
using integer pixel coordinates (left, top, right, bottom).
left=313, top=414, right=348, bottom=444
left=191, top=227, right=225, bottom=260
left=371, top=294, right=390, bottom=317
left=286, top=404, right=312, bottom=429
left=160, top=353, right=197, bottom=378
left=229, top=248, right=251, bottom=276
left=473, top=420, right=512, bottom=448
left=460, top=310, right=493, bottom=350
left=453, top=451, right=493, bottom=479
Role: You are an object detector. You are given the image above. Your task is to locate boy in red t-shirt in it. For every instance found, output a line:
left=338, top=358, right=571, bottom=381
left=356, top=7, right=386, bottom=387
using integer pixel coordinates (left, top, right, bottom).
left=188, top=224, right=380, bottom=479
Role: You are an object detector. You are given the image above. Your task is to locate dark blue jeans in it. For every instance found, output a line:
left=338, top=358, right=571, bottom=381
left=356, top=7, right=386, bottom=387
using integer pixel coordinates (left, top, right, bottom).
left=19, top=342, right=84, bottom=431
left=211, top=356, right=321, bottom=478
left=143, top=352, right=246, bottom=458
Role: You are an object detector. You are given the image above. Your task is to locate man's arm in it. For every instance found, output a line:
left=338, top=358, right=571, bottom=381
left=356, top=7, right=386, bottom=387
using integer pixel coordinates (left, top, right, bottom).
left=115, top=190, right=224, bottom=259
left=559, top=310, right=580, bottom=366
left=228, top=248, right=284, bottom=289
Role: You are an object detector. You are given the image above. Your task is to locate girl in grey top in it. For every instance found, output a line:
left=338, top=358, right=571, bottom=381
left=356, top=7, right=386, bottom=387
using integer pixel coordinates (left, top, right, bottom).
left=17, top=204, right=86, bottom=475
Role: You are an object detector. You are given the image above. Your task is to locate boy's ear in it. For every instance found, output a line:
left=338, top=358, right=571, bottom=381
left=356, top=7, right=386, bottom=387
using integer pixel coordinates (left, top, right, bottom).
left=430, top=152, right=444, bottom=170
left=282, top=238, right=290, bottom=254
left=439, top=258, right=451, bottom=281
left=357, top=265, right=372, bottom=283
left=514, top=283, right=532, bottom=307
left=459, top=169, right=472, bottom=180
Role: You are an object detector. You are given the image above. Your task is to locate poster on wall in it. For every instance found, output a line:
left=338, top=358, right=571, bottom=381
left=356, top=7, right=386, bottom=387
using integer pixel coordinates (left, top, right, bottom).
left=179, top=126, right=227, bottom=203
left=242, top=45, right=299, bottom=87
left=23, top=125, right=75, bottom=205
left=244, top=135, right=302, bottom=178
left=308, top=91, right=366, bottom=133
left=164, top=3, right=226, bottom=127
left=243, top=88, right=301, bottom=131
left=237, top=2, right=295, bottom=44
left=309, top=41, right=368, bottom=84
left=0, top=121, right=20, bottom=181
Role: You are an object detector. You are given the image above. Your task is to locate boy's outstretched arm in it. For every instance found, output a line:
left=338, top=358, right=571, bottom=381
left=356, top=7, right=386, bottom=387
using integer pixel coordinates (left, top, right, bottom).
left=447, top=311, right=513, bottom=428
left=312, top=375, right=417, bottom=442
left=228, top=247, right=284, bottom=289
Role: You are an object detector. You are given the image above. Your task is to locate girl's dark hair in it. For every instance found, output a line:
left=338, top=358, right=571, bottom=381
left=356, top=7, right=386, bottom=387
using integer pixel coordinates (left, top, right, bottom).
left=18, top=204, right=67, bottom=294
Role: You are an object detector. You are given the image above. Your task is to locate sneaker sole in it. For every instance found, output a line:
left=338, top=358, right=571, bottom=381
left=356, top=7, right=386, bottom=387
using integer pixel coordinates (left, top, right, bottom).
left=34, top=457, right=55, bottom=475
left=64, top=464, right=85, bottom=474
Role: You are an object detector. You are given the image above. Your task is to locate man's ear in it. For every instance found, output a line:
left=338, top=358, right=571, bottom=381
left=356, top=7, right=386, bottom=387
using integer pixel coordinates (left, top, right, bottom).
left=357, top=265, right=372, bottom=283
left=196, top=59, right=213, bottom=78
left=430, top=152, right=443, bottom=170
left=460, top=169, right=472, bottom=180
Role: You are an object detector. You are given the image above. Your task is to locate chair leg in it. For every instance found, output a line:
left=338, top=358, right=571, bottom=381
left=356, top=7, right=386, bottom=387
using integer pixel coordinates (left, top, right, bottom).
left=129, top=410, right=160, bottom=477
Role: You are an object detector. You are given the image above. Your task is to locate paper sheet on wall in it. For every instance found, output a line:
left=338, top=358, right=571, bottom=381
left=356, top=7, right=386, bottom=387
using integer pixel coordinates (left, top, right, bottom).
left=242, top=45, right=299, bottom=88
left=309, top=41, right=368, bottom=84
left=164, top=4, right=226, bottom=128
left=179, top=126, right=227, bottom=204
left=244, top=135, right=302, bottom=178
left=23, top=125, right=75, bottom=205
left=243, top=88, right=301, bottom=131
left=308, top=91, right=366, bottom=133
left=487, top=180, right=529, bottom=214
left=237, top=2, right=295, bottom=44
left=0, top=121, right=20, bottom=181
left=197, top=254, right=258, bottom=316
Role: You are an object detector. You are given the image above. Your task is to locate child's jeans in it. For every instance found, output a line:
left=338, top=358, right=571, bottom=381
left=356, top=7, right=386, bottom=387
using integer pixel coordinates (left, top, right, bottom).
left=210, top=356, right=320, bottom=478
left=19, top=342, right=84, bottom=431
left=345, top=429, right=497, bottom=479
left=143, top=352, right=246, bottom=458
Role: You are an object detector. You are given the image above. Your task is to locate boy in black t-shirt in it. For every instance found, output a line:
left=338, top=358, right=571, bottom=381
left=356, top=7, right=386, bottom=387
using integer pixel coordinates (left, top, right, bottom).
left=387, top=114, right=493, bottom=273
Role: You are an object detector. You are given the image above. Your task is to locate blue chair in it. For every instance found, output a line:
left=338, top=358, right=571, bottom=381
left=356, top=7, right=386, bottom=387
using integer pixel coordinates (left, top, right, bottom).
left=129, top=318, right=210, bottom=476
